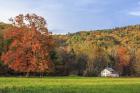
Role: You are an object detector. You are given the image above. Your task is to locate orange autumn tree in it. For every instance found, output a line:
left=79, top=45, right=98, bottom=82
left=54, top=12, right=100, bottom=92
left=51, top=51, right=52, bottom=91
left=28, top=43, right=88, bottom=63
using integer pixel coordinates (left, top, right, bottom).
left=116, top=47, right=130, bottom=75
left=1, top=14, right=54, bottom=76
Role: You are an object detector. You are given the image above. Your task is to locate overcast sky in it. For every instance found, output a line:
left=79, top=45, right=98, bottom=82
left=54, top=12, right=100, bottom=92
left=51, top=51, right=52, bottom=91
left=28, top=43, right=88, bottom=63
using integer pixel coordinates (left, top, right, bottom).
left=0, top=0, right=140, bottom=34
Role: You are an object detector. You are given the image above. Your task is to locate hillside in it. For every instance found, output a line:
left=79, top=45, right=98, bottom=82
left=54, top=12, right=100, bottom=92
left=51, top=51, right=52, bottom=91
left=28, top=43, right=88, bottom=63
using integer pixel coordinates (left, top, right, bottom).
left=55, top=25, right=140, bottom=48
left=53, top=25, right=140, bottom=76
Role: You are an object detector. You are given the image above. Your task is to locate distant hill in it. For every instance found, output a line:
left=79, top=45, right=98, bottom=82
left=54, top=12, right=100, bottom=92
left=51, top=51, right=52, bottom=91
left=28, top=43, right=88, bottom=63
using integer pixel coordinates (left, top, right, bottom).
left=0, top=22, right=11, bottom=36
left=54, top=25, right=140, bottom=49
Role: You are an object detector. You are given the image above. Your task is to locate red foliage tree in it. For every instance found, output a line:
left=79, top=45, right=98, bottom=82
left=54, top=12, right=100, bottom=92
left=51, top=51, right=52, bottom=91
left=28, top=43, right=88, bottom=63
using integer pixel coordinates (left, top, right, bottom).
left=2, top=14, right=54, bottom=76
left=116, top=47, right=130, bottom=75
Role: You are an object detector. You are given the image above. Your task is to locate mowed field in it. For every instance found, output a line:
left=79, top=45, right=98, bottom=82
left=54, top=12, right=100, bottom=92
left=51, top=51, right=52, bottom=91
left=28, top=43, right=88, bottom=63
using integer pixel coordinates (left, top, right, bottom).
left=0, top=77, right=140, bottom=93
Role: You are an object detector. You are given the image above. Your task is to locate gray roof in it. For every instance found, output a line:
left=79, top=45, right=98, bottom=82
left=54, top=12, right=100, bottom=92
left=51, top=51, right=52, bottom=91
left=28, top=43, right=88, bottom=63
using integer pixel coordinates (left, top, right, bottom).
left=105, top=67, right=114, bottom=72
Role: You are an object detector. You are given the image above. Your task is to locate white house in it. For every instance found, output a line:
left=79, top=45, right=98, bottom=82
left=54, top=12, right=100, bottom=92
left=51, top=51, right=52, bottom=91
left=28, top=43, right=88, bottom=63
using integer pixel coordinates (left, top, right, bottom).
left=101, top=67, right=119, bottom=77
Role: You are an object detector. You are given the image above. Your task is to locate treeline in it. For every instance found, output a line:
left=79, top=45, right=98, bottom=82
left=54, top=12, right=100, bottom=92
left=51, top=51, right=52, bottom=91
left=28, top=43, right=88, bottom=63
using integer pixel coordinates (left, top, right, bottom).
left=0, top=14, right=140, bottom=77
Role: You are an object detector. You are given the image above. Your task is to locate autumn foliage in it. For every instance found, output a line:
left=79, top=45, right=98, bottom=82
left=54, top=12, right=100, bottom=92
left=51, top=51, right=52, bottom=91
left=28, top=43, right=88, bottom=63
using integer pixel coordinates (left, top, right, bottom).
left=117, top=47, right=130, bottom=66
left=1, top=14, right=54, bottom=76
left=0, top=14, right=140, bottom=77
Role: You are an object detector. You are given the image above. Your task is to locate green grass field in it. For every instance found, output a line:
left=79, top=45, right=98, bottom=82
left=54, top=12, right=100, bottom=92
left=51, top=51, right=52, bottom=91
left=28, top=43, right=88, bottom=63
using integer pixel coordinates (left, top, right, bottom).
left=0, top=77, right=140, bottom=93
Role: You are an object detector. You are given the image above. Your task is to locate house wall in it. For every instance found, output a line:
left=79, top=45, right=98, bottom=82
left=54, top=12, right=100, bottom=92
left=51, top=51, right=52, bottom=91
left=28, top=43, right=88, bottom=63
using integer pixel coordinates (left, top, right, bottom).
left=101, top=69, right=111, bottom=77
left=101, top=69, right=119, bottom=77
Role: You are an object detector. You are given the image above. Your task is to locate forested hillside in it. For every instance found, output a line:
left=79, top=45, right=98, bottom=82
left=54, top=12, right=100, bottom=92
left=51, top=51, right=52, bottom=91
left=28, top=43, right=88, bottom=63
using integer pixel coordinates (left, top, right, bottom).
left=0, top=16, right=140, bottom=77
left=53, top=25, right=140, bottom=76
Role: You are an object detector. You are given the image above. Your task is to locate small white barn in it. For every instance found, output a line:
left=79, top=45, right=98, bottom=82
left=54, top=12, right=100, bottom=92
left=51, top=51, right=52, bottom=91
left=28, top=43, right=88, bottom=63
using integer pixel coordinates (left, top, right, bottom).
left=101, top=67, right=119, bottom=77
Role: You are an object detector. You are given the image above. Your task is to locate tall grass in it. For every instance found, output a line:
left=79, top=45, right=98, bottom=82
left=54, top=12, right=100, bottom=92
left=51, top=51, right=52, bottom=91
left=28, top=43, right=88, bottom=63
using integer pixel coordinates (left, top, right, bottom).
left=0, top=77, right=140, bottom=93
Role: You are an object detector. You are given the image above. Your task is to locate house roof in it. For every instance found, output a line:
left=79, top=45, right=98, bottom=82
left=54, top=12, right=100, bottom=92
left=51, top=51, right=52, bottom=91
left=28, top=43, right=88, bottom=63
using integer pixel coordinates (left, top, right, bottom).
left=104, top=67, right=114, bottom=72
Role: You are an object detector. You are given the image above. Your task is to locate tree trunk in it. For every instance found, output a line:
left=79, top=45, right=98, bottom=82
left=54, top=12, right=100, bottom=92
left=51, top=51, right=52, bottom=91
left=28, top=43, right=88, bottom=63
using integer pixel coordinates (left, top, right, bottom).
left=40, top=73, right=44, bottom=77
left=26, top=72, right=29, bottom=77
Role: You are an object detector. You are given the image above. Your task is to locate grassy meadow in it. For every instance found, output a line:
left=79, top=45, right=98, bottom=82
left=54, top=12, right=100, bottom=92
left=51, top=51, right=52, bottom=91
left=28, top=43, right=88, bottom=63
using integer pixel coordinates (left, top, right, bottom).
left=0, top=77, right=139, bottom=93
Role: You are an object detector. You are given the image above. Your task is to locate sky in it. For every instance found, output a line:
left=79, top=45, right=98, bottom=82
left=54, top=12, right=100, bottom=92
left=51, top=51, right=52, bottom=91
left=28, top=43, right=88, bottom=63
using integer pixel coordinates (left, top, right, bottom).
left=0, top=0, right=140, bottom=34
